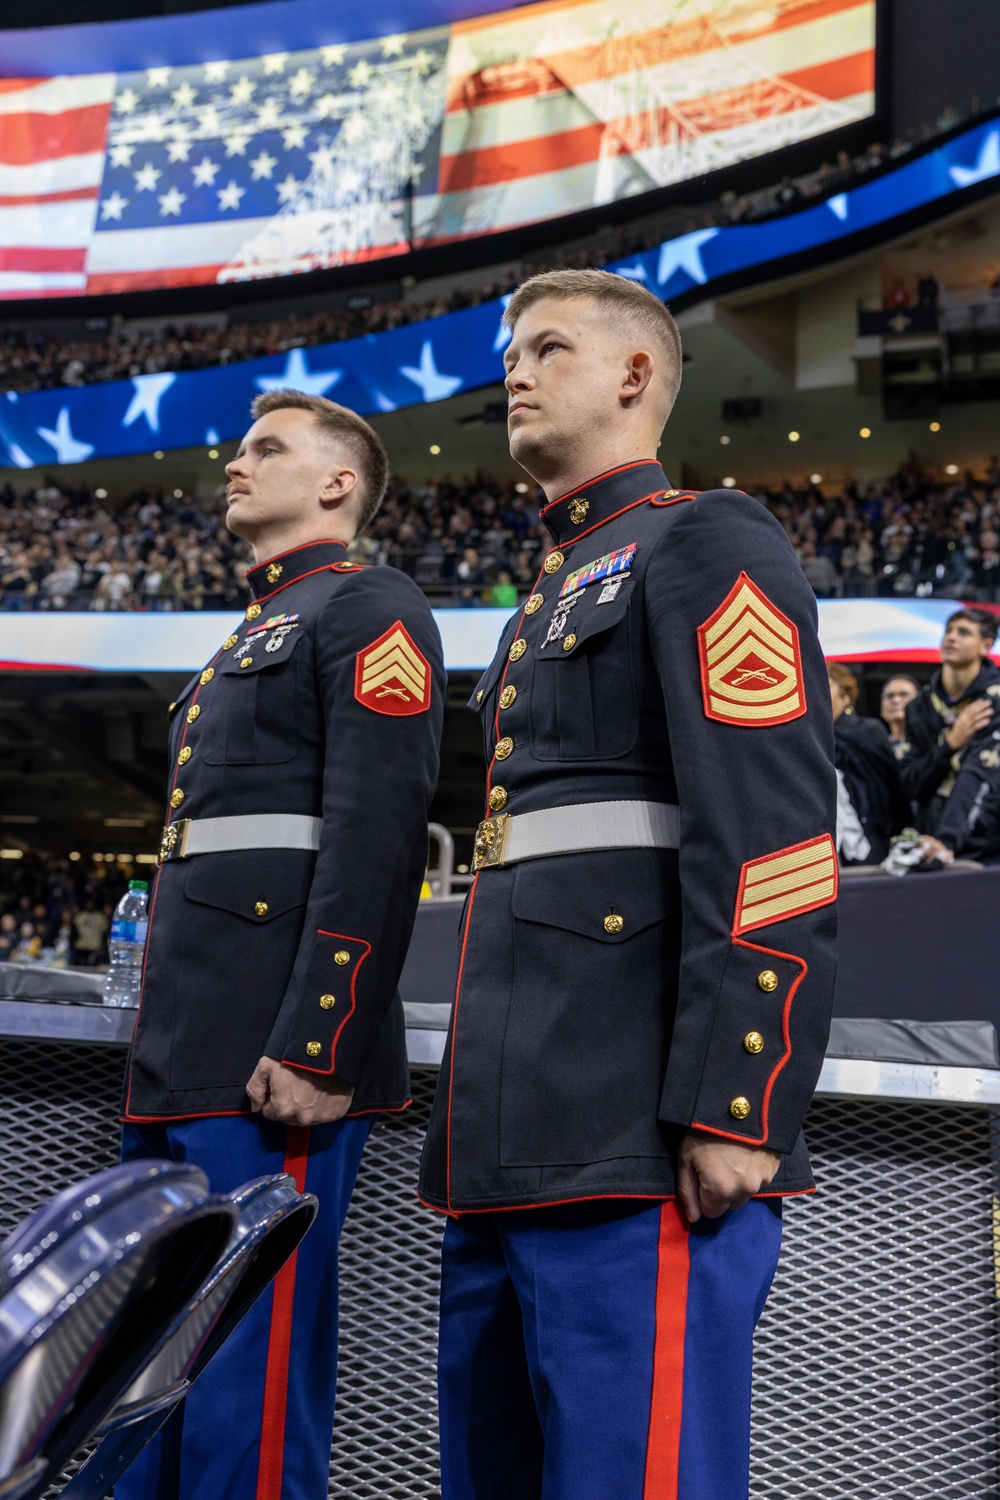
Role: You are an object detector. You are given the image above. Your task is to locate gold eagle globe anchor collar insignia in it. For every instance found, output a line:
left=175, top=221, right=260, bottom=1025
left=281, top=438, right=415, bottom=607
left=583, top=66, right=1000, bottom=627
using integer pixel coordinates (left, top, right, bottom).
left=246, top=538, right=349, bottom=597
left=540, top=460, right=671, bottom=544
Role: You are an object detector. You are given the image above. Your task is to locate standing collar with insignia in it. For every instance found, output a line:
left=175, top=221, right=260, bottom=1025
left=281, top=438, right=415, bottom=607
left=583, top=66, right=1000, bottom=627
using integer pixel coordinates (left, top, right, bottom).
left=540, top=461, right=672, bottom=545
left=246, top=538, right=349, bottom=598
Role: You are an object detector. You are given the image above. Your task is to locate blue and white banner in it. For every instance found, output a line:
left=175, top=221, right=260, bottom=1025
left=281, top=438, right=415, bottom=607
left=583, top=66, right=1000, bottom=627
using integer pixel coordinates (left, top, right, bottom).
left=2, top=112, right=999, bottom=471
left=0, top=599, right=986, bottom=673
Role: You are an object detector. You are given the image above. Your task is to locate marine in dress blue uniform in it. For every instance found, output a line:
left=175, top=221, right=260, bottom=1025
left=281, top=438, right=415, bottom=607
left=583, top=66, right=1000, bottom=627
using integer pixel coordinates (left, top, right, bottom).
left=418, top=453, right=837, bottom=1497
left=120, top=535, right=444, bottom=1500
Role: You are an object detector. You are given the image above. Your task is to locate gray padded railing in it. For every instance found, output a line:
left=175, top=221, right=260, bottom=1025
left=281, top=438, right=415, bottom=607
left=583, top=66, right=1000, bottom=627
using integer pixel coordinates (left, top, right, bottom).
left=0, top=1042, right=996, bottom=1499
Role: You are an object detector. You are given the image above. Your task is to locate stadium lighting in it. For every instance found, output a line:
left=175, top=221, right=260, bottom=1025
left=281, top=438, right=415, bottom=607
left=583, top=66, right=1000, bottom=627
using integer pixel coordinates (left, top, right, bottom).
left=929, top=421, right=941, bottom=432
left=0, top=850, right=24, bottom=860
left=859, top=427, right=871, bottom=438
left=154, top=450, right=164, bottom=459
left=788, top=431, right=800, bottom=442
left=136, top=854, right=158, bottom=865
left=429, top=444, right=441, bottom=455
left=720, top=435, right=731, bottom=445
left=515, top=482, right=529, bottom=493
left=946, top=464, right=959, bottom=475
left=95, top=487, right=108, bottom=499
left=722, top=477, right=736, bottom=487
left=208, top=448, right=219, bottom=459
left=810, top=474, right=823, bottom=484
left=69, top=852, right=81, bottom=861
left=173, top=488, right=183, bottom=498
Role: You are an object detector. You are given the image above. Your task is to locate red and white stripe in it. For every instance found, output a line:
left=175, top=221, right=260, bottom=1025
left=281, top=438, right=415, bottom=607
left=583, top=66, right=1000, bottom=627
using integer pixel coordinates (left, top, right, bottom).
left=440, top=0, right=874, bottom=220
left=0, top=73, right=115, bottom=297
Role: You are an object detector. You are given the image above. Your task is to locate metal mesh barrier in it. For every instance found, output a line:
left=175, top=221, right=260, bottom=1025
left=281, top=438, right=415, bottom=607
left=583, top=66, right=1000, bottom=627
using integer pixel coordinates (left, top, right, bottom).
left=1, top=1042, right=998, bottom=1497
left=751, top=1098, right=1000, bottom=1499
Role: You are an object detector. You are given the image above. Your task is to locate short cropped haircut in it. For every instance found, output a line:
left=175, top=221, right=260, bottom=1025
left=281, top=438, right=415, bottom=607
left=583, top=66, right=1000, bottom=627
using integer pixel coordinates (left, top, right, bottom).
left=827, top=661, right=860, bottom=706
left=502, top=267, right=683, bottom=413
left=946, top=607, right=998, bottom=644
left=250, top=388, right=389, bottom=528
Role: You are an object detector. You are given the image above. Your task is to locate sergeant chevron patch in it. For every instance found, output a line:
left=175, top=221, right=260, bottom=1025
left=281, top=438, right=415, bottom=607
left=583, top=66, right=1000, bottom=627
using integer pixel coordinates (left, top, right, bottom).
left=355, top=621, right=432, bottom=716
left=697, top=572, right=805, bottom=727
left=733, top=834, right=838, bottom=935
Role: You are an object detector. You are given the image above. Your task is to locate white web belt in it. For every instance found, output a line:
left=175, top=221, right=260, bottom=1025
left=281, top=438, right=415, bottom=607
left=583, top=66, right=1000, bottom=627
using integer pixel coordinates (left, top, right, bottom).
left=471, top=800, right=680, bottom=871
left=159, top=813, right=322, bottom=862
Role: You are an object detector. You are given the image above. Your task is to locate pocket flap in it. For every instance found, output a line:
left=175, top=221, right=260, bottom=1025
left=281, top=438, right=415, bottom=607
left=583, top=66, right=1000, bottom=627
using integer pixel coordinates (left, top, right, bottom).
left=536, top=578, right=634, bottom=660
left=184, top=848, right=315, bottom=922
left=510, top=846, right=680, bottom=941
left=220, top=626, right=306, bottom=676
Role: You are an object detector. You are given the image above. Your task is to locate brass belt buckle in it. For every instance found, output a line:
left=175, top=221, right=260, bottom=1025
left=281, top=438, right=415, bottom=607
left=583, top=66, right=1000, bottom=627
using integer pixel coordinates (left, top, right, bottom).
left=471, top=813, right=509, bottom=871
left=159, top=818, right=192, bottom=863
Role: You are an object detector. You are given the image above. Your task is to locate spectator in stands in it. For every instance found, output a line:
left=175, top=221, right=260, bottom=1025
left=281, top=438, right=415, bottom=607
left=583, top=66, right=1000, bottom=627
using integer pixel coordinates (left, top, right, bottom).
left=897, top=608, right=1000, bottom=862
left=880, top=674, right=920, bottom=744
left=490, top=570, right=518, bottom=608
left=0, top=913, right=16, bottom=962
left=797, top=539, right=839, bottom=597
left=917, top=273, right=940, bottom=308
left=71, top=898, right=110, bottom=967
left=829, top=663, right=909, bottom=864
left=970, top=529, right=1000, bottom=599
left=776, top=175, right=802, bottom=207
left=886, top=280, right=913, bottom=310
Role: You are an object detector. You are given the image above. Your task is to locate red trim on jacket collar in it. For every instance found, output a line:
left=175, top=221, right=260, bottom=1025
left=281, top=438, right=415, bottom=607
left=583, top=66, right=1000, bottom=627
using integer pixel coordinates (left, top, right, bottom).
left=540, top=461, right=671, bottom=544
left=246, top=538, right=348, bottom=597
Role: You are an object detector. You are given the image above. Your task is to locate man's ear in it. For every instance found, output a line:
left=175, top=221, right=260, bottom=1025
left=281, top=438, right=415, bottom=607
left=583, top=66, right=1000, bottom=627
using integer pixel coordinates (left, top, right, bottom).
left=319, top=465, right=359, bottom=510
left=620, top=350, right=655, bottom=406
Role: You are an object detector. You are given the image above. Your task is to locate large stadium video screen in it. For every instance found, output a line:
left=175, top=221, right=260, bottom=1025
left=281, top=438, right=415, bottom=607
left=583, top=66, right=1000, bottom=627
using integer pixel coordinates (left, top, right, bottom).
left=3, top=0, right=876, bottom=298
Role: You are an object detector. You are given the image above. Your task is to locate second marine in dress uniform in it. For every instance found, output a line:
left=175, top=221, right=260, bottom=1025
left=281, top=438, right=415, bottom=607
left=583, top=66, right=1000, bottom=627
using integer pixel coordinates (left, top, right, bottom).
left=418, top=270, right=838, bottom=1500
left=119, top=391, right=445, bottom=1500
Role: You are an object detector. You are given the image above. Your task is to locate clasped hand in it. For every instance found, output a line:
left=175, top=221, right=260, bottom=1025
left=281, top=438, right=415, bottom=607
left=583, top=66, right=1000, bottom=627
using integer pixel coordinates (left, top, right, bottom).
left=246, top=1055, right=355, bottom=1127
left=677, top=1131, right=781, bottom=1222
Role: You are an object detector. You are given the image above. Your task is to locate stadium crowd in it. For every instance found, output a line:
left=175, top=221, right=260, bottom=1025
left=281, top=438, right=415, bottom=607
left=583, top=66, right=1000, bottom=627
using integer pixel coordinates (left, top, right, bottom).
left=3, top=463, right=1000, bottom=611
left=0, top=97, right=985, bottom=397
left=0, top=856, right=129, bottom=968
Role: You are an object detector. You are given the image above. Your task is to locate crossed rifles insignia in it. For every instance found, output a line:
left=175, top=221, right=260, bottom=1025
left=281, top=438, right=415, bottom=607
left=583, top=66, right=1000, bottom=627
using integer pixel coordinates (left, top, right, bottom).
left=354, top=621, right=432, bottom=717
left=697, top=572, right=806, bottom=728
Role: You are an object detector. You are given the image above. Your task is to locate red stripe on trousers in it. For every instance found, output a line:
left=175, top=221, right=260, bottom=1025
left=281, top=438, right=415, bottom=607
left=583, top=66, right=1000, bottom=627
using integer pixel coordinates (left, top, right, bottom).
left=255, top=1124, right=310, bottom=1500
left=643, top=1200, right=691, bottom=1499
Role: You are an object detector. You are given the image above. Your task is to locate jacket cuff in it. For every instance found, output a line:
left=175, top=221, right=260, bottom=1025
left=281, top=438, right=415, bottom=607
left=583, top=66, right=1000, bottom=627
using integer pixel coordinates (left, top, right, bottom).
left=672, top=938, right=809, bottom=1153
left=280, top=930, right=371, bottom=1080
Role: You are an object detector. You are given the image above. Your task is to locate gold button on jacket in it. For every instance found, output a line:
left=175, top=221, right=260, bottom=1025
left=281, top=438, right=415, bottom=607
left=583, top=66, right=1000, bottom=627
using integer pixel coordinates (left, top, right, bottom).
left=170, top=788, right=185, bottom=809
left=334, top=950, right=351, bottom=966
left=200, top=668, right=214, bottom=686
left=186, top=704, right=200, bottom=723
left=543, top=551, right=564, bottom=573
left=246, top=603, right=262, bottom=621
left=562, top=633, right=577, bottom=652
left=603, top=913, right=624, bottom=934
left=499, top=685, right=517, bottom=709
left=177, top=747, right=192, bottom=766
left=524, top=594, right=544, bottom=615
left=223, top=634, right=239, bottom=650
left=730, top=1096, right=752, bottom=1120
left=758, top=970, right=779, bottom=992
left=254, top=901, right=269, bottom=917
left=306, top=1041, right=322, bottom=1058
left=320, top=994, right=336, bottom=1010
left=509, top=638, right=527, bottom=662
left=489, top=786, right=508, bottom=811
left=744, top=1032, right=765, bottom=1055
left=240, top=657, right=253, bottom=669
left=495, top=737, right=514, bottom=760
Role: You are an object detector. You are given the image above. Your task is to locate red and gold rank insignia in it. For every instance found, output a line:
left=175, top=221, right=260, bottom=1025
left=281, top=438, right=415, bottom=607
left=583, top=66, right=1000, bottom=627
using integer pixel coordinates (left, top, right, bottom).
left=733, top=834, right=838, bottom=935
left=355, top=621, right=432, bottom=716
left=697, top=572, right=805, bottom=727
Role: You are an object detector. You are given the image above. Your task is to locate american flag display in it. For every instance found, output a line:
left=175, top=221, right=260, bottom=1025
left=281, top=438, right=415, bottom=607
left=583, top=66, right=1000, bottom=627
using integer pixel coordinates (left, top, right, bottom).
left=0, top=0, right=875, bottom=299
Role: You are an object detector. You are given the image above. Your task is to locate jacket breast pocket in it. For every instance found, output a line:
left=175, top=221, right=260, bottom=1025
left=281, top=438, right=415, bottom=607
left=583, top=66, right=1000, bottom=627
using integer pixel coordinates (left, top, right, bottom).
left=530, top=583, right=637, bottom=760
left=499, top=848, right=681, bottom=1167
left=201, top=629, right=306, bottom=766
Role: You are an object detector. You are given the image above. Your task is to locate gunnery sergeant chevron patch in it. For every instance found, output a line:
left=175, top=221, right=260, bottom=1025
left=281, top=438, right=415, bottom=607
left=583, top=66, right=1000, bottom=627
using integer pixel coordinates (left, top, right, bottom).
left=733, top=834, right=838, bottom=936
left=697, top=572, right=805, bottom=727
left=355, top=620, right=432, bottom=717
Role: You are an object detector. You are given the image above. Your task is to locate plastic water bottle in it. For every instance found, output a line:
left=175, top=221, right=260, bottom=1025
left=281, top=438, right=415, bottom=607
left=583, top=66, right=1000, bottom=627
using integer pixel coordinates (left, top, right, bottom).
left=102, top=880, right=150, bottom=1008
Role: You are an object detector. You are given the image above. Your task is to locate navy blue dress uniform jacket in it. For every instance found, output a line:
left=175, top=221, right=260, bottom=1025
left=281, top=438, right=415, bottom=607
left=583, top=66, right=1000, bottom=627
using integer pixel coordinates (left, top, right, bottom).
left=124, top=538, right=445, bottom=1121
left=418, top=462, right=838, bottom=1213
left=896, top=661, right=1000, bottom=857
